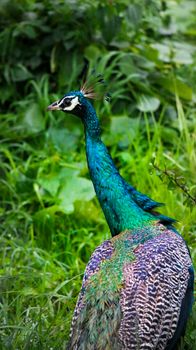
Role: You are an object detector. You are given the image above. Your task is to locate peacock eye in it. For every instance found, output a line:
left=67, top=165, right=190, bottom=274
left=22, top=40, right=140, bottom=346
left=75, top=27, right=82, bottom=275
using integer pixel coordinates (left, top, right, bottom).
left=62, top=98, right=71, bottom=108
left=57, top=95, right=80, bottom=111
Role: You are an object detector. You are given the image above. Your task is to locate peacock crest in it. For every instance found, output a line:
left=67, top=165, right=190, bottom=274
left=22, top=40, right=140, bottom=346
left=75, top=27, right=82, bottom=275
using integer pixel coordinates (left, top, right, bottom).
left=80, top=70, right=111, bottom=101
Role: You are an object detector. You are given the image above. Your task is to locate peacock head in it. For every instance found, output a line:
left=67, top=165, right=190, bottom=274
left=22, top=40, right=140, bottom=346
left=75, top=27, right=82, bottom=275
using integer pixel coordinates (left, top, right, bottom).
left=47, top=91, right=89, bottom=118
left=47, top=74, right=110, bottom=119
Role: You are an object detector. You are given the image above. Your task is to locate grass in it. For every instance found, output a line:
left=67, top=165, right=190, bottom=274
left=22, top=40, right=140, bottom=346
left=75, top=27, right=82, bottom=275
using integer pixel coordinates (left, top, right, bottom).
left=0, top=84, right=196, bottom=349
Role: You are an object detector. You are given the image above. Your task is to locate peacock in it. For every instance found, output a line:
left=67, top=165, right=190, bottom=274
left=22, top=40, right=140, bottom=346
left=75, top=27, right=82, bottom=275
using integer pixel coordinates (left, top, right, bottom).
left=47, top=76, right=194, bottom=350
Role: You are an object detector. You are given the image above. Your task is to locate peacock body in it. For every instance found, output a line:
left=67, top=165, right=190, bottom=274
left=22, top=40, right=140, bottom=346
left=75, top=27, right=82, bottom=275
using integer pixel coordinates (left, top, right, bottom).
left=48, top=84, right=194, bottom=350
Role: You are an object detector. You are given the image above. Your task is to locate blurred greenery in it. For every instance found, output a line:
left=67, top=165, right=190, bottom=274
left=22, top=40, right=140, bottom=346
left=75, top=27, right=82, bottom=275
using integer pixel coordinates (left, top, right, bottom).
left=0, top=0, right=196, bottom=349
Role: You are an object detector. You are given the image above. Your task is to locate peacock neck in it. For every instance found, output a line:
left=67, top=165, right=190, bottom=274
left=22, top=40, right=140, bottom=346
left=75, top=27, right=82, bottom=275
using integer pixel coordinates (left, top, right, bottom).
left=83, top=102, right=153, bottom=236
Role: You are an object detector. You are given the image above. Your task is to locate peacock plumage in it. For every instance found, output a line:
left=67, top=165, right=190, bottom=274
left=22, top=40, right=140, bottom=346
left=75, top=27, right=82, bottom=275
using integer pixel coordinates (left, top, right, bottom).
left=47, top=79, right=194, bottom=350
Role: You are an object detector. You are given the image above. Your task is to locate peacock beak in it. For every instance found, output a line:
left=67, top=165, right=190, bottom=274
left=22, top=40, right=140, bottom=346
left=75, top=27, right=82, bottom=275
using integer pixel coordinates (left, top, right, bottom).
left=47, top=101, right=60, bottom=111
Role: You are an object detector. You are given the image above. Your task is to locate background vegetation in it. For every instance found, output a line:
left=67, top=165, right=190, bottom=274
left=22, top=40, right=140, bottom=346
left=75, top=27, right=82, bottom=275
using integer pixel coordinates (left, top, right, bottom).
left=0, top=0, right=195, bottom=348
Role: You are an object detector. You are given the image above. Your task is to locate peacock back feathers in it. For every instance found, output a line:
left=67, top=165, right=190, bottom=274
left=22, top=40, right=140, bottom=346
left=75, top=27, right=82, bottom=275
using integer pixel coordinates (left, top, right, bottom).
left=69, top=223, right=193, bottom=349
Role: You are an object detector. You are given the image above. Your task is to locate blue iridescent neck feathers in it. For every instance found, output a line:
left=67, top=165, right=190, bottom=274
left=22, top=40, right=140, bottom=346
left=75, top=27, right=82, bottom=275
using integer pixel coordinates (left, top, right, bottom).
left=48, top=91, right=175, bottom=236
left=79, top=97, right=174, bottom=236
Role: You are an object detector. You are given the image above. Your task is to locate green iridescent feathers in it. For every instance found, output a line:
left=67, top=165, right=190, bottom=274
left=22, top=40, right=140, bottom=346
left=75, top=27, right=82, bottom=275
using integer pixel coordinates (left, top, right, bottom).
left=70, top=224, right=166, bottom=349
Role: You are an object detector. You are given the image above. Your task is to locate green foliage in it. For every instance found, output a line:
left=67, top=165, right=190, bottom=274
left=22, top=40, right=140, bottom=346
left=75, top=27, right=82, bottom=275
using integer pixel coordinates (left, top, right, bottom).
left=0, top=0, right=195, bottom=348
left=0, top=0, right=195, bottom=109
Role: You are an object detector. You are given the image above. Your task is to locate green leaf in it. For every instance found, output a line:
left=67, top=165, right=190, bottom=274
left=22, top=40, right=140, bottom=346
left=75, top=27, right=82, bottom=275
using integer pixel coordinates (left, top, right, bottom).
left=137, top=95, right=160, bottom=112
left=58, top=177, right=95, bottom=214
left=132, top=54, right=155, bottom=70
left=174, top=46, right=193, bottom=64
left=159, top=77, right=192, bottom=101
left=21, top=25, right=37, bottom=39
left=84, top=45, right=101, bottom=61
left=104, top=116, right=139, bottom=147
left=23, top=103, right=45, bottom=133
left=98, top=7, right=122, bottom=44
left=110, top=116, right=139, bottom=138
left=160, top=126, right=179, bottom=145
left=151, top=43, right=171, bottom=62
left=38, top=168, right=80, bottom=197
left=151, top=41, right=194, bottom=65
left=48, top=127, right=80, bottom=152
left=118, top=54, right=134, bottom=75
left=126, top=4, right=142, bottom=27
left=11, top=64, right=32, bottom=82
left=37, top=168, right=95, bottom=214
left=38, top=176, right=60, bottom=197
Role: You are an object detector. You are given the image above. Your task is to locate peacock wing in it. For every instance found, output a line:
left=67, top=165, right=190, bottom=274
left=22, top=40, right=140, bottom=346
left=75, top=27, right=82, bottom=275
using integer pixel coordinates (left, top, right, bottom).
left=69, top=226, right=193, bottom=350
left=119, top=229, right=193, bottom=350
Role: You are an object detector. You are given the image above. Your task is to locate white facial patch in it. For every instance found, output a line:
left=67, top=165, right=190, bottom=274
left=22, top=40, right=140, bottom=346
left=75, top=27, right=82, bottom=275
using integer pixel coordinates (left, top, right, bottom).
left=59, top=95, right=80, bottom=111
